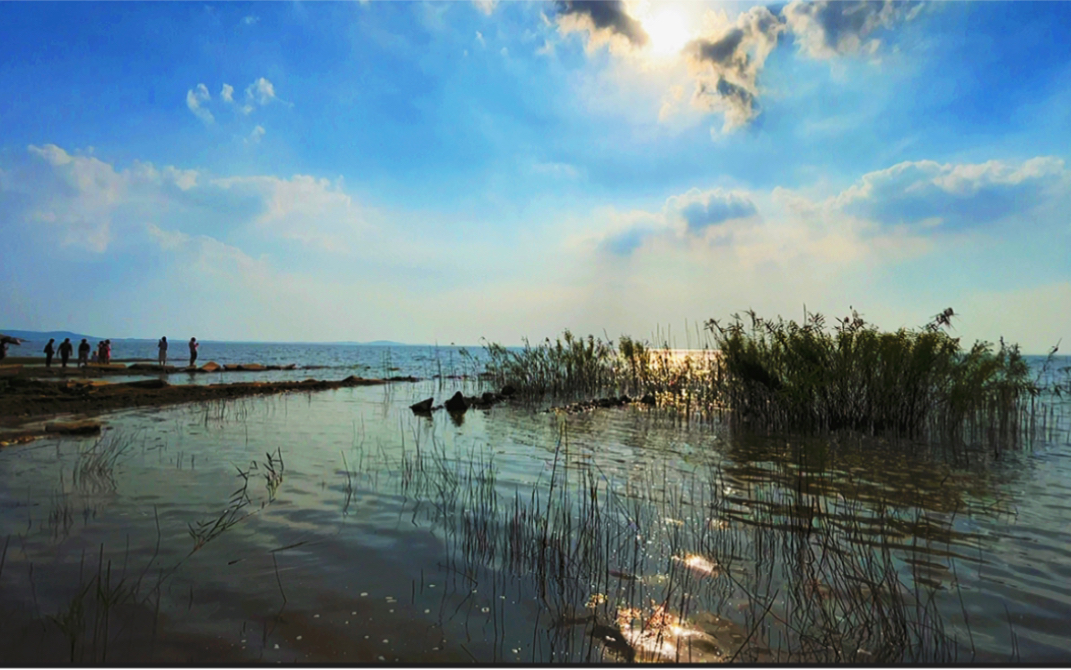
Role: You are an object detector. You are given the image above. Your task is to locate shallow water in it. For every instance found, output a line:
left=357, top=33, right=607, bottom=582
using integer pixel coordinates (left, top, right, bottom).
left=1, top=369, right=1070, bottom=662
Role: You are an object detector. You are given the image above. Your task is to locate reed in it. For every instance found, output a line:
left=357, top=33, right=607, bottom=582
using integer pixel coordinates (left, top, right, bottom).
left=706, top=308, right=1053, bottom=443
left=483, top=308, right=1062, bottom=444
left=344, top=424, right=969, bottom=663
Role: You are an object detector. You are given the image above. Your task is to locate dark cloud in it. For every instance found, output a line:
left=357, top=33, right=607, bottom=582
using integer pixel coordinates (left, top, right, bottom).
left=676, top=190, right=757, bottom=231
left=684, top=6, right=785, bottom=130
left=555, top=0, right=648, bottom=47
left=600, top=226, right=655, bottom=256
left=782, top=0, right=923, bottom=58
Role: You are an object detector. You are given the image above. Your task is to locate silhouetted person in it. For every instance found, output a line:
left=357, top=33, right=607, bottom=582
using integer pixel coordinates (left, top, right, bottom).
left=58, top=338, right=73, bottom=368
left=189, top=337, right=199, bottom=367
left=104, top=339, right=112, bottom=364
left=0, top=340, right=6, bottom=363
left=77, top=339, right=91, bottom=368
left=44, top=339, right=55, bottom=367
left=158, top=336, right=168, bottom=366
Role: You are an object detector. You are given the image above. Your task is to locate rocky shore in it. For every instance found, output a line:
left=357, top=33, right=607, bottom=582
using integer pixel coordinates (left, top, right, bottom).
left=0, top=358, right=324, bottom=377
left=0, top=374, right=413, bottom=442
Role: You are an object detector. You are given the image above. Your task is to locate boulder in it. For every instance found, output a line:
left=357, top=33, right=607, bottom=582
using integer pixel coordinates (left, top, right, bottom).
left=640, top=393, right=656, bottom=405
left=200, top=361, right=222, bottom=372
left=444, top=391, right=468, bottom=413
left=224, top=364, right=242, bottom=371
left=45, top=419, right=102, bottom=435
left=619, top=395, right=632, bottom=404
left=500, top=384, right=516, bottom=398
left=481, top=392, right=498, bottom=405
left=239, top=363, right=265, bottom=371
left=283, top=364, right=297, bottom=370
left=410, top=397, right=434, bottom=413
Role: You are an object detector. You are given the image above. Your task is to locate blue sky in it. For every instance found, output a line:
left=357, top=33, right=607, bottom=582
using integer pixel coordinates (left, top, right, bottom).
left=1, top=1, right=1068, bottom=351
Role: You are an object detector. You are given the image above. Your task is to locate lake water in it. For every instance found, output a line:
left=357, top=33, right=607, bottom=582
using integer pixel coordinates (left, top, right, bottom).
left=0, top=347, right=1069, bottom=663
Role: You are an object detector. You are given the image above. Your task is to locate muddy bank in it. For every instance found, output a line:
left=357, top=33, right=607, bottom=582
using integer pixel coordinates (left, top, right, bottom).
left=0, top=374, right=415, bottom=433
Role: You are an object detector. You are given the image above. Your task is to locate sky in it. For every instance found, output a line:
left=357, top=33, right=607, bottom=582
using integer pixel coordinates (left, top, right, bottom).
left=0, top=0, right=1068, bottom=352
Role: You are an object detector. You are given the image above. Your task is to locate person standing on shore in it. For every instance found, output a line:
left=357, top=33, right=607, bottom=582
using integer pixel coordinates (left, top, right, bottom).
left=44, top=339, right=55, bottom=367
left=189, top=337, right=199, bottom=367
left=58, top=338, right=72, bottom=368
left=104, top=339, right=112, bottom=364
left=77, top=339, right=91, bottom=368
left=158, top=336, right=168, bottom=366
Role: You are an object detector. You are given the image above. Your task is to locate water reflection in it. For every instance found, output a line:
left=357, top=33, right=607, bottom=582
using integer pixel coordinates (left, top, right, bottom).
left=0, top=384, right=1068, bottom=662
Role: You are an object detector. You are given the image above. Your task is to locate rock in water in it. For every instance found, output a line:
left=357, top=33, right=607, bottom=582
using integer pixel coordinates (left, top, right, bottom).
left=410, top=397, right=434, bottom=413
left=200, top=361, right=221, bottom=372
left=500, top=384, right=516, bottom=397
left=45, top=420, right=102, bottom=435
left=444, top=391, right=468, bottom=413
left=640, top=393, right=656, bottom=405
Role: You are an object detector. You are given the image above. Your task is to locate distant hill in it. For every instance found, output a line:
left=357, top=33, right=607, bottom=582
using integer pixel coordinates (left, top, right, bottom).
left=1, top=330, right=413, bottom=347
left=0, top=329, right=99, bottom=342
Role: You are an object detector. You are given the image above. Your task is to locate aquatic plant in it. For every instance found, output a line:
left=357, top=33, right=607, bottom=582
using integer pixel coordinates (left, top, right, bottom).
left=483, top=308, right=1061, bottom=444
left=705, top=308, right=1051, bottom=443
left=342, top=424, right=971, bottom=663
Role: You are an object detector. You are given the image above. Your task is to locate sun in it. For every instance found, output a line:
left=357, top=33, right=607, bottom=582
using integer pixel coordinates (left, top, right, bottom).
left=643, top=7, right=691, bottom=58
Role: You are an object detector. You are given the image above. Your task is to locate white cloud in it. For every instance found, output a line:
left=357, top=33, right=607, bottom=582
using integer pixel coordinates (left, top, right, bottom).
left=246, top=125, right=266, bottom=145
left=185, top=83, right=214, bottom=124
left=475, top=30, right=486, bottom=47
left=9, top=145, right=364, bottom=256
left=472, top=0, right=497, bottom=16
left=212, top=174, right=368, bottom=253
left=832, top=157, right=1067, bottom=229
left=245, top=77, right=278, bottom=107
left=220, top=83, right=234, bottom=103
left=146, top=223, right=191, bottom=250
left=241, top=15, right=260, bottom=26
left=532, top=161, right=580, bottom=179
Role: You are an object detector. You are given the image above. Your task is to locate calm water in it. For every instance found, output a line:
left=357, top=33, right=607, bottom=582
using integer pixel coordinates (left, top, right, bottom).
left=15, top=340, right=491, bottom=381
left=0, top=350, right=1069, bottom=663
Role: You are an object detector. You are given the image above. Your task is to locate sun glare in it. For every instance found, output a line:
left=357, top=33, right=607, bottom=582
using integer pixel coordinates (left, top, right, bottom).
left=644, top=7, right=691, bottom=58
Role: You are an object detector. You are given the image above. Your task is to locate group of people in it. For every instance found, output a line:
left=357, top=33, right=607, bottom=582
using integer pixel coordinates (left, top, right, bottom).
left=40, top=336, right=200, bottom=369
left=158, top=336, right=199, bottom=367
left=42, top=338, right=111, bottom=368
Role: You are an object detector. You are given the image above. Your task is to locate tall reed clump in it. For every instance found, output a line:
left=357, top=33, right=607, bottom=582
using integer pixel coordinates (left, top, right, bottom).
left=482, top=330, right=718, bottom=401
left=705, top=307, right=1047, bottom=443
left=483, top=330, right=619, bottom=397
